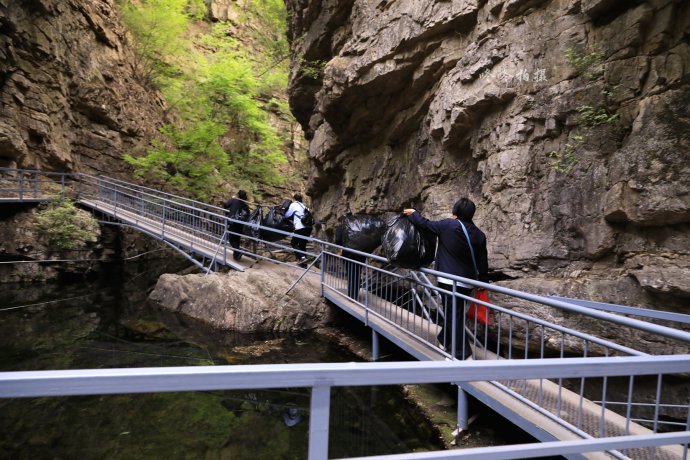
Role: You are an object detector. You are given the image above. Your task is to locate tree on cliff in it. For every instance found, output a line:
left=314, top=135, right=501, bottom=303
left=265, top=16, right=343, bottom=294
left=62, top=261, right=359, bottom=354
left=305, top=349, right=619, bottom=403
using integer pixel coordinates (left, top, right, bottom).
left=120, top=0, right=292, bottom=201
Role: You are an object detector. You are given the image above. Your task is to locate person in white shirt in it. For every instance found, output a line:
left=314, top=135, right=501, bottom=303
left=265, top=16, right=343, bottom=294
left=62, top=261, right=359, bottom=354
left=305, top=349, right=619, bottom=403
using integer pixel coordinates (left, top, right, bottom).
left=285, top=193, right=312, bottom=266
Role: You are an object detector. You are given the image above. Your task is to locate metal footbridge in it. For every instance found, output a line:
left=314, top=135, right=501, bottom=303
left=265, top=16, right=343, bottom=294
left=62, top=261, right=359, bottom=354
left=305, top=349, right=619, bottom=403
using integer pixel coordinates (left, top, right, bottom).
left=1, top=167, right=690, bottom=460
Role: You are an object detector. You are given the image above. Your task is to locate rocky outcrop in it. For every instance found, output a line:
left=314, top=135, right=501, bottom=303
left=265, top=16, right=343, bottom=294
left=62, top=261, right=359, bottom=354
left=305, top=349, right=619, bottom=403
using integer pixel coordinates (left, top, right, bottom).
left=285, top=0, right=690, bottom=313
left=0, top=0, right=166, bottom=175
left=148, top=265, right=334, bottom=332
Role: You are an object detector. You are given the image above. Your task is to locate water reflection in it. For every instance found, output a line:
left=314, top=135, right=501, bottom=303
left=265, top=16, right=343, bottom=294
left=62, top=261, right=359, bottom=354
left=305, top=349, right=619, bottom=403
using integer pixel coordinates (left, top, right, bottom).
left=0, top=275, right=444, bottom=459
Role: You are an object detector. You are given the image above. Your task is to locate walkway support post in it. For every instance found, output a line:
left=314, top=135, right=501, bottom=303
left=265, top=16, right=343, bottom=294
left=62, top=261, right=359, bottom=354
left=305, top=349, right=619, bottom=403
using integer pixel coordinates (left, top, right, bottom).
left=372, top=329, right=379, bottom=362
left=309, top=384, right=331, bottom=460
left=457, top=384, right=469, bottom=432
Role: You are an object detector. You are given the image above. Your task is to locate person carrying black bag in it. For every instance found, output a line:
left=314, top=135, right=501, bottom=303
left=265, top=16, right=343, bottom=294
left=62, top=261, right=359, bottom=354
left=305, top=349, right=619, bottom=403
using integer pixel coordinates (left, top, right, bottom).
left=403, top=197, right=489, bottom=359
left=285, top=193, right=313, bottom=267
left=334, top=214, right=366, bottom=302
left=223, top=190, right=250, bottom=261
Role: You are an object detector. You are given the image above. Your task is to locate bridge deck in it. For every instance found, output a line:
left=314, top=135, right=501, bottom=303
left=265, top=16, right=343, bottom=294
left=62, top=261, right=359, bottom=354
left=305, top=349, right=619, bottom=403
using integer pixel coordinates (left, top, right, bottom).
left=324, top=284, right=684, bottom=460
left=79, top=198, right=247, bottom=272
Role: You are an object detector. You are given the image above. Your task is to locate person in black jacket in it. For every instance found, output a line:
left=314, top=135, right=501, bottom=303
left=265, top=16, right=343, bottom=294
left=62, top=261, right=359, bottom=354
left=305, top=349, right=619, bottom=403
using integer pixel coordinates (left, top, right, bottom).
left=403, top=198, right=489, bottom=359
left=223, top=190, right=250, bottom=261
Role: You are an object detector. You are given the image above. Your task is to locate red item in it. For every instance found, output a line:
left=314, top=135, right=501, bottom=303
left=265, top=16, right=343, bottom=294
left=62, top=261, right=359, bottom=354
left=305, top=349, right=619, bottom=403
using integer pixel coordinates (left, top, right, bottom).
left=468, top=289, right=490, bottom=326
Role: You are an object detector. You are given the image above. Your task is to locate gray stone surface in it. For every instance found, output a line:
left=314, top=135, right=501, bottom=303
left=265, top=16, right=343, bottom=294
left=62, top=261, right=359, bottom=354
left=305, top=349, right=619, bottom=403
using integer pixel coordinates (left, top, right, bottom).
left=148, top=264, right=334, bottom=332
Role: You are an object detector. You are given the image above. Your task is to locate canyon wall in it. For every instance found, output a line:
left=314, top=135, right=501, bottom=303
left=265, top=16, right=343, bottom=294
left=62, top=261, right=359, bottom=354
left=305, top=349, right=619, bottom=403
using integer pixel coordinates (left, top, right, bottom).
left=285, top=0, right=690, bottom=312
left=0, top=0, right=166, bottom=175
left=0, top=0, right=170, bottom=281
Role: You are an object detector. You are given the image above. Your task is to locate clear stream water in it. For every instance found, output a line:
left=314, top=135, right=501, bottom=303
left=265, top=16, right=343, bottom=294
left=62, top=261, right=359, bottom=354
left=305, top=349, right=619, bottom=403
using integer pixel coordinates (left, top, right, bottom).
left=0, top=264, right=445, bottom=459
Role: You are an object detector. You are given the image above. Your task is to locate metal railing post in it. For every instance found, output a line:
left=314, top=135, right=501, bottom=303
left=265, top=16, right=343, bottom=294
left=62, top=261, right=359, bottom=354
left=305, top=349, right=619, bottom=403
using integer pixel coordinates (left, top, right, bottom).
left=161, top=201, right=167, bottom=237
left=139, top=192, right=145, bottom=224
left=451, top=282, right=457, bottom=360
left=76, top=174, right=83, bottom=200
left=364, top=257, right=369, bottom=308
left=113, top=186, right=119, bottom=215
left=457, top=384, right=469, bottom=432
left=320, top=253, right=326, bottom=297
left=223, top=219, right=228, bottom=265
left=308, top=384, right=331, bottom=460
left=18, top=171, right=24, bottom=200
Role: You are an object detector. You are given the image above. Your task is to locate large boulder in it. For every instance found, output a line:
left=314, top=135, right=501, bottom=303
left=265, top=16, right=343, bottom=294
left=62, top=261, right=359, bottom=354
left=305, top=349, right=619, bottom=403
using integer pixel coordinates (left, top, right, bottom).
left=148, top=264, right=334, bottom=332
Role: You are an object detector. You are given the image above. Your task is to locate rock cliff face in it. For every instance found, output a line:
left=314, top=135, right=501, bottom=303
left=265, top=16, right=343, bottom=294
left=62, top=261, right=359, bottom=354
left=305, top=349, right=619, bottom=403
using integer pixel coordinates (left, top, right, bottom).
left=285, top=0, right=690, bottom=312
left=0, top=0, right=166, bottom=175
left=0, top=0, right=169, bottom=282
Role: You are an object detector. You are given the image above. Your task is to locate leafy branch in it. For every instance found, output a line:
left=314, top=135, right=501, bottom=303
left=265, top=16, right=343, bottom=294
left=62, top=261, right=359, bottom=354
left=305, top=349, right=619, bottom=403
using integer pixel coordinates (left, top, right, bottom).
left=577, top=105, right=620, bottom=128
left=564, top=47, right=604, bottom=80
left=548, top=134, right=583, bottom=174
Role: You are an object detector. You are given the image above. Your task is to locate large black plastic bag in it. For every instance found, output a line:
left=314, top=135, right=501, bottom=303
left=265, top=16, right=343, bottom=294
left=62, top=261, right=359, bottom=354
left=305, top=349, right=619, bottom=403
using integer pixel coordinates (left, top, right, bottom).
left=341, top=215, right=386, bottom=252
left=243, top=206, right=263, bottom=239
left=381, top=215, right=437, bottom=269
left=262, top=206, right=293, bottom=242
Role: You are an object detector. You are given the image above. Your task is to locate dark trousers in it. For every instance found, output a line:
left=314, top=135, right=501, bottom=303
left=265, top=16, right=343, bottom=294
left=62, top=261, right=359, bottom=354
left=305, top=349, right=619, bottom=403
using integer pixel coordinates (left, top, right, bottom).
left=291, top=227, right=311, bottom=260
left=228, top=223, right=243, bottom=260
left=344, top=252, right=364, bottom=301
left=438, top=284, right=473, bottom=359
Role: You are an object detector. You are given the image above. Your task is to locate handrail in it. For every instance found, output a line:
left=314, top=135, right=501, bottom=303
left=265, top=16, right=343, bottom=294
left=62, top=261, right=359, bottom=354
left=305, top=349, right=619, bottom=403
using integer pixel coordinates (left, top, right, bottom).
left=549, top=295, right=690, bottom=325
left=0, top=166, right=80, bottom=177
left=2, top=355, right=689, bottom=397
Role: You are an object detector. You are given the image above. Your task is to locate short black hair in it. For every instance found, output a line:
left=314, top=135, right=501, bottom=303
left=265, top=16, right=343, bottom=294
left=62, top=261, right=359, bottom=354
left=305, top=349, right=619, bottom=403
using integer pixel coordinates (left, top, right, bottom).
left=453, top=198, right=475, bottom=220
left=238, top=190, right=247, bottom=200
left=293, top=193, right=303, bottom=202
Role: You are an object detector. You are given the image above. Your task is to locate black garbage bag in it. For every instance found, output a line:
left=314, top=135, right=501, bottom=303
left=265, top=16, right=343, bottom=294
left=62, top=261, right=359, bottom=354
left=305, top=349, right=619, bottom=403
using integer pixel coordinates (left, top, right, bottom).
left=243, top=206, right=263, bottom=240
left=381, top=215, right=437, bottom=269
left=279, top=199, right=292, bottom=214
left=341, top=214, right=386, bottom=253
left=262, top=205, right=294, bottom=242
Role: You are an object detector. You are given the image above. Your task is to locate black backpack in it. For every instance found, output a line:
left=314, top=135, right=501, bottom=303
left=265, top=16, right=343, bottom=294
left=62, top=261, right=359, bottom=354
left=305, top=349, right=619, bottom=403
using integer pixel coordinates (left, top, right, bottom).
left=301, top=206, right=315, bottom=227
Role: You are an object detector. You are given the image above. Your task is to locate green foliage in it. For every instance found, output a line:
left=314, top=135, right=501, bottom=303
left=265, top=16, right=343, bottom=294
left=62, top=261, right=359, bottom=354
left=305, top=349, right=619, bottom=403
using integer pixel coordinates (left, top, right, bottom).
left=299, top=59, right=326, bottom=80
left=564, top=47, right=604, bottom=80
left=602, top=84, right=620, bottom=100
left=34, top=195, right=100, bottom=250
left=119, top=0, right=192, bottom=85
left=548, top=134, right=583, bottom=174
left=576, top=105, right=620, bottom=127
left=125, top=122, right=231, bottom=200
left=120, top=0, right=292, bottom=199
left=241, top=0, right=290, bottom=64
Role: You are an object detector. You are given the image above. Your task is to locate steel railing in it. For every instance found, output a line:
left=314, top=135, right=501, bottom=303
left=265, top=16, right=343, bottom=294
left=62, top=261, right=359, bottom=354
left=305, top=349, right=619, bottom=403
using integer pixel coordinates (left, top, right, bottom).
left=2, top=167, right=690, bottom=459
left=1, top=357, right=689, bottom=460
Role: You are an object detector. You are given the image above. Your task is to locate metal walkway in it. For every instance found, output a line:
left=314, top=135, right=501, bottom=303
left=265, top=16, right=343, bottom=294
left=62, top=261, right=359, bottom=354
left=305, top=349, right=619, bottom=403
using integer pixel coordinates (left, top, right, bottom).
left=2, top=167, right=690, bottom=460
